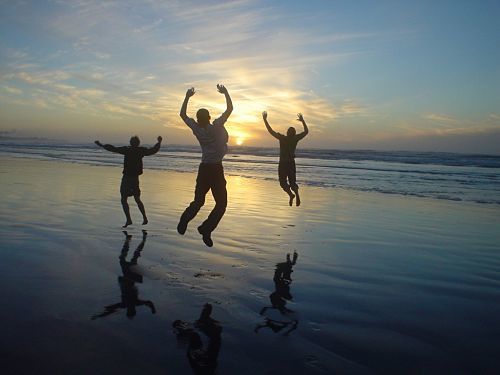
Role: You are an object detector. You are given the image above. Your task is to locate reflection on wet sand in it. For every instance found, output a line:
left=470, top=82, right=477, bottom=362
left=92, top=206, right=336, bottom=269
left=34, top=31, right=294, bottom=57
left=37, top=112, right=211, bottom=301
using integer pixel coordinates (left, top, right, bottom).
left=92, top=230, right=156, bottom=320
left=173, top=303, right=222, bottom=375
left=255, top=251, right=299, bottom=335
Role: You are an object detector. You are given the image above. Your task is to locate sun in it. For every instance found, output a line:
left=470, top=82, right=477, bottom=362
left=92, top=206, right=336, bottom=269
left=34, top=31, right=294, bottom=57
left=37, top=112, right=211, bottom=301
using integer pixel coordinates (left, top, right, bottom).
left=231, top=128, right=250, bottom=146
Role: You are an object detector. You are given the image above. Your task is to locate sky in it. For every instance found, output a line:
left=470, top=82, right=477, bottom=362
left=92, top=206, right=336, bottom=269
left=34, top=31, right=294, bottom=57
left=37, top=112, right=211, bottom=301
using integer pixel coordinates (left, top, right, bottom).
left=1, top=0, right=499, bottom=153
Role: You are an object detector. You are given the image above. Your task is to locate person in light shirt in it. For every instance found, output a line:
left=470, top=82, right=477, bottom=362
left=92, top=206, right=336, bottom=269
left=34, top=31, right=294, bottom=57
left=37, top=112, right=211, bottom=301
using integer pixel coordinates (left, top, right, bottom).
left=177, top=84, right=233, bottom=247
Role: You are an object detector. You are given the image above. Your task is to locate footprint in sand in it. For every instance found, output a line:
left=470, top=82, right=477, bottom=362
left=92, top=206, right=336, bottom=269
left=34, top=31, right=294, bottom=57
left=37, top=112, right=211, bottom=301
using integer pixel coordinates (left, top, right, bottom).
left=193, top=272, right=224, bottom=279
left=231, top=264, right=248, bottom=268
left=304, top=355, right=328, bottom=372
left=307, top=321, right=323, bottom=332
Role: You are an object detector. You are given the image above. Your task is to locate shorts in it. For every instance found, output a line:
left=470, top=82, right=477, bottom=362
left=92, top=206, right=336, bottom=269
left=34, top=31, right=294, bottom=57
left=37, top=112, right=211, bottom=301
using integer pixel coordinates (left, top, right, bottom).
left=278, top=160, right=298, bottom=190
left=120, top=175, right=140, bottom=197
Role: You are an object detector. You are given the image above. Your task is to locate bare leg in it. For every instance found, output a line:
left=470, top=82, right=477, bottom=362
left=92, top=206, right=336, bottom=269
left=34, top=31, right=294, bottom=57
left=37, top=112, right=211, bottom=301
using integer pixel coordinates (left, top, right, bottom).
left=288, top=161, right=300, bottom=206
left=134, top=195, right=148, bottom=225
left=291, top=186, right=300, bottom=206
left=284, top=187, right=295, bottom=206
left=121, top=196, right=132, bottom=227
left=279, top=162, right=294, bottom=206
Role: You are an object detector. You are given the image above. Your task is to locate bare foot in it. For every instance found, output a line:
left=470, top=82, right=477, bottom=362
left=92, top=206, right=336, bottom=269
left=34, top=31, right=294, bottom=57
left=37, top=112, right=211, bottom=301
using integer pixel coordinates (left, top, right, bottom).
left=295, top=193, right=301, bottom=207
left=142, top=217, right=148, bottom=225
left=288, top=193, right=295, bottom=206
left=122, top=220, right=132, bottom=228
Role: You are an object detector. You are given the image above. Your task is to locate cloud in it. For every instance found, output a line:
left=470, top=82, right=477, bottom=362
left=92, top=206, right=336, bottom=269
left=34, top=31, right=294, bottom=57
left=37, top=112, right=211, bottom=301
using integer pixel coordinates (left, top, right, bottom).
left=2, top=0, right=451, bottom=149
left=339, top=100, right=366, bottom=116
left=423, top=113, right=459, bottom=123
left=133, top=18, right=163, bottom=34
left=2, top=85, right=23, bottom=94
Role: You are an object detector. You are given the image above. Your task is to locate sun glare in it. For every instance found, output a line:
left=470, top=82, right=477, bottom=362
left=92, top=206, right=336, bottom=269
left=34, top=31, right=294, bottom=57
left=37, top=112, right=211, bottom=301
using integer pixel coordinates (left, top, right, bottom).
left=231, top=128, right=250, bottom=146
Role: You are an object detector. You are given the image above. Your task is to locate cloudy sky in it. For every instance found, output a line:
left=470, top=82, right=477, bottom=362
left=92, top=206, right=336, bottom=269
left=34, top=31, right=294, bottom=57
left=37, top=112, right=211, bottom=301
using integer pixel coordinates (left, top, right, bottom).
left=1, top=0, right=499, bottom=153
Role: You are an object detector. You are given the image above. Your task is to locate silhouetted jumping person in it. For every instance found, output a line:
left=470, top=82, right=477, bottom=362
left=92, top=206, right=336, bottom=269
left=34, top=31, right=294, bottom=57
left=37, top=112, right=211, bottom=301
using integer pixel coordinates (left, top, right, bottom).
left=95, top=135, right=162, bottom=227
left=177, top=84, right=233, bottom=247
left=262, top=111, right=309, bottom=206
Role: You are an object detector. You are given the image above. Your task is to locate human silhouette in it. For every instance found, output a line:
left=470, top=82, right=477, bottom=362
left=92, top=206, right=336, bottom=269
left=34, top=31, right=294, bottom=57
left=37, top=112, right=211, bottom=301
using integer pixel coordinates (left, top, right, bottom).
left=95, top=135, right=162, bottom=227
left=177, top=84, right=233, bottom=247
left=91, top=230, right=156, bottom=320
left=262, top=112, right=309, bottom=206
left=173, top=303, right=222, bottom=375
left=255, top=252, right=299, bottom=335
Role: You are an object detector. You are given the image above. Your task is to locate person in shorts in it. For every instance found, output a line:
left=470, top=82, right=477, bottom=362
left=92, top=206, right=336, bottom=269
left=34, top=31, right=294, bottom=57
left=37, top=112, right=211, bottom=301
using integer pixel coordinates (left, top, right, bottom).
left=262, top=111, right=309, bottom=206
left=95, top=135, right=162, bottom=227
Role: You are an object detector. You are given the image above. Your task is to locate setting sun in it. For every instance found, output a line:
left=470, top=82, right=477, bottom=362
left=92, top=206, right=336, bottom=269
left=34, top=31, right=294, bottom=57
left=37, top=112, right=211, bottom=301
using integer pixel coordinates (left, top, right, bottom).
left=230, top=129, right=250, bottom=146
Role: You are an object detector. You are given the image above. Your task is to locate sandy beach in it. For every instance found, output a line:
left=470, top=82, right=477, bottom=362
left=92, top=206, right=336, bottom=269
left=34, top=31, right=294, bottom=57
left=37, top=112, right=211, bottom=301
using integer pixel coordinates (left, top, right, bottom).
left=0, top=156, right=499, bottom=374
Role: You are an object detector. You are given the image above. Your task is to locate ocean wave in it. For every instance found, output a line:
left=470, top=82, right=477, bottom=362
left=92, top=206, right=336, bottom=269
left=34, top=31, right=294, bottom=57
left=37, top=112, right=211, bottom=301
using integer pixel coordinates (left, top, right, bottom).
left=1, top=142, right=499, bottom=205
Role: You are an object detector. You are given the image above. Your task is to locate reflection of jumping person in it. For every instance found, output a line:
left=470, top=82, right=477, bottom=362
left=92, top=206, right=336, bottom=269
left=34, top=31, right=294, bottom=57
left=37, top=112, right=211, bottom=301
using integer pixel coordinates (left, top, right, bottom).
left=262, top=111, right=309, bottom=206
left=177, top=85, right=233, bottom=247
left=173, top=303, right=222, bottom=375
left=95, top=136, right=162, bottom=227
left=255, top=252, right=299, bottom=335
left=91, top=231, right=156, bottom=320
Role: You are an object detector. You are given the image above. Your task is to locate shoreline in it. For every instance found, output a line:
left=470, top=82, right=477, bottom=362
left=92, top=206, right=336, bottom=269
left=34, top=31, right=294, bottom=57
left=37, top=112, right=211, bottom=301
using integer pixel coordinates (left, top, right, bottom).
left=2, top=154, right=499, bottom=211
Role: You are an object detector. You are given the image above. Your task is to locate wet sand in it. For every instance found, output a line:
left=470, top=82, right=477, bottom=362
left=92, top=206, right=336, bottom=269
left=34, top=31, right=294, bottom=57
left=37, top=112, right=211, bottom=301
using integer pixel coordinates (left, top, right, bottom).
left=0, top=156, right=499, bottom=374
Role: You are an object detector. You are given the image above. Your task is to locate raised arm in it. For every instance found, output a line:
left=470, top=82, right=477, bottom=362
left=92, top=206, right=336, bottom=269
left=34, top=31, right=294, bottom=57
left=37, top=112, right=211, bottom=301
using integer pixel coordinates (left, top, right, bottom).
left=94, top=140, right=125, bottom=154
left=296, top=113, right=309, bottom=140
left=143, top=136, right=162, bottom=156
left=217, top=84, right=233, bottom=119
left=180, top=87, right=195, bottom=124
left=262, top=111, right=279, bottom=139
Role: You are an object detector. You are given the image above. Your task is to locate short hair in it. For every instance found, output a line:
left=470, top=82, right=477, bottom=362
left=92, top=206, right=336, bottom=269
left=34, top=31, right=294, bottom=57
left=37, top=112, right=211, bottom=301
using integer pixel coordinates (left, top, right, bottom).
left=130, top=135, right=140, bottom=147
left=287, top=127, right=296, bottom=136
left=196, top=108, right=210, bottom=124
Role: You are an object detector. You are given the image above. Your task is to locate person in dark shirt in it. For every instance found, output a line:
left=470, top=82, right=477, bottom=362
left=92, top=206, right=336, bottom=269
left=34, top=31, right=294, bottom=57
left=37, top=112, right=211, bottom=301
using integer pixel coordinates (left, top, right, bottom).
left=95, top=135, right=162, bottom=227
left=262, top=111, right=309, bottom=206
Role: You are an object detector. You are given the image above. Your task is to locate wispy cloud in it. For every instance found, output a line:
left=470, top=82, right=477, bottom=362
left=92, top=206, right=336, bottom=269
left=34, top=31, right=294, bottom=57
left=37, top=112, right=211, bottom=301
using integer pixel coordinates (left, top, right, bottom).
left=424, top=113, right=459, bottom=123
left=2, top=85, right=23, bottom=94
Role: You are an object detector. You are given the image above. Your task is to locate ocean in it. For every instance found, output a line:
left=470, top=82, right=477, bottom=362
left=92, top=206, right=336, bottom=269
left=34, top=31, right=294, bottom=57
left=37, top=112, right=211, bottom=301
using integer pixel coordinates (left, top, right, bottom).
left=1, top=140, right=499, bottom=205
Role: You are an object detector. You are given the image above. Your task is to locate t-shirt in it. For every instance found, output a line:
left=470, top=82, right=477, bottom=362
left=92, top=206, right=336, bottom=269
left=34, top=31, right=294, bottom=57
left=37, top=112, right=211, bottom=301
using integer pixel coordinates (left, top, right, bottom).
left=184, top=115, right=229, bottom=164
left=276, top=133, right=306, bottom=162
left=103, top=144, right=160, bottom=175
